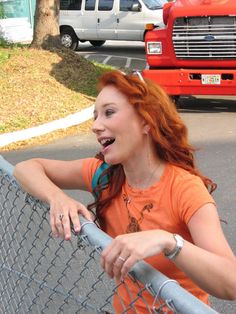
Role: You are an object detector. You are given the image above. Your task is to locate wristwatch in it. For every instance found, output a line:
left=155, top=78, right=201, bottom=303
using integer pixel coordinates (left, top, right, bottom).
left=164, top=234, right=184, bottom=260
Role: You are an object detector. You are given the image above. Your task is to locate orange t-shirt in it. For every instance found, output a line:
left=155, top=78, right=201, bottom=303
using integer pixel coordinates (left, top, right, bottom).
left=82, top=158, right=215, bottom=312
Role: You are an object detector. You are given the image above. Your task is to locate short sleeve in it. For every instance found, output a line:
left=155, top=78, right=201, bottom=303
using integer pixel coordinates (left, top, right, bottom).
left=82, top=158, right=103, bottom=192
left=176, top=174, right=216, bottom=224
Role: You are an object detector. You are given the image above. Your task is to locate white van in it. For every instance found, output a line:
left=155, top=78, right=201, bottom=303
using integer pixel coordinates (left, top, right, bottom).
left=59, top=0, right=167, bottom=49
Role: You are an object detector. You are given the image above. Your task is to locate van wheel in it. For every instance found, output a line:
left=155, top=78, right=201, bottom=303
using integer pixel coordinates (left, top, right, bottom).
left=89, top=40, right=106, bottom=47
left=60, top=29, right=79, bottom=50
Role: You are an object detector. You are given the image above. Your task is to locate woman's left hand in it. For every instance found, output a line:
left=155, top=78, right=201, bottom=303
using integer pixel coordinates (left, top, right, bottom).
left=101, top=229, right=172, bottom=281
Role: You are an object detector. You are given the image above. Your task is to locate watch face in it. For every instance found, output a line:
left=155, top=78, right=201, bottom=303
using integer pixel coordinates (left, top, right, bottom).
left=175, top=234, right=184, bottom=245
left=175, top=234, right=184, bottom=247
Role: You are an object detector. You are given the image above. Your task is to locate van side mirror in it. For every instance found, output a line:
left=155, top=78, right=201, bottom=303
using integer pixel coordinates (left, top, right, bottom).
left=131, top=3, right=141, bottom=12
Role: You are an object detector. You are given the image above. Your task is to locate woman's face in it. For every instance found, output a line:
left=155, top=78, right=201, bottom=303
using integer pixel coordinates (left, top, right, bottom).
left=92, top=85, right=148, bottom=165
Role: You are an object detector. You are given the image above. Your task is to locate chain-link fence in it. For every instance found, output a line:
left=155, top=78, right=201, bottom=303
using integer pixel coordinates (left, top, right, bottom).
left=0, top=156, right=217, bottom=314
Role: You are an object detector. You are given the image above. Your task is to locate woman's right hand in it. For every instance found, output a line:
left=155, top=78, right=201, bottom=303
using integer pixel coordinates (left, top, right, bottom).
left=14, top=158, right=93, bottom=241
left=49, top=191, right=93, bottom=241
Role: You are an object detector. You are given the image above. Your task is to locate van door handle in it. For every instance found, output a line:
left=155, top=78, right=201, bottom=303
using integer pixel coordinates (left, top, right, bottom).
left=117, top=18, right=119, bottom=23
left=97, top=18, right=100, bottom=23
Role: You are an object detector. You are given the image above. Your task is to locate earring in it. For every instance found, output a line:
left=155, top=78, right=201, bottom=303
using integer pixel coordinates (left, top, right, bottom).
left=145, top=125, right=150, bottom=134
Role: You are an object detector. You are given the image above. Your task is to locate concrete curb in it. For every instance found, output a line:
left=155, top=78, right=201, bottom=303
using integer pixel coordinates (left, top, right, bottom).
left=0, top=105, right=94, bottom=148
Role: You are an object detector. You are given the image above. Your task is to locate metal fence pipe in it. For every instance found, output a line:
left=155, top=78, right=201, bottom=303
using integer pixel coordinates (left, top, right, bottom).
left=79, top=216, right=217, bottom=314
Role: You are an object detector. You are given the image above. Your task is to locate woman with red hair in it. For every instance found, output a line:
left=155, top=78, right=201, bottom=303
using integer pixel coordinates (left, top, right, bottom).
left=14, top=70, right=236, bottom=312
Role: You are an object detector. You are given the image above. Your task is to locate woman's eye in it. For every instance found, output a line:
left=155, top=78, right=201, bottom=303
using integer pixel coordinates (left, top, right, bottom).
left=105, top=109, right=114, bottom=117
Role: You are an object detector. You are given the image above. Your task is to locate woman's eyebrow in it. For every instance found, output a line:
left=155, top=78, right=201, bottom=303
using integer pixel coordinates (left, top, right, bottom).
left=102, top=102, right=116, bottom=108
left=93, top=103, right=116, bottom=115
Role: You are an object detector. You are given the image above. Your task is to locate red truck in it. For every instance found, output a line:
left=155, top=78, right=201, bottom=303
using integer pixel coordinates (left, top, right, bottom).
left=142, top=0, right=236, bottom=96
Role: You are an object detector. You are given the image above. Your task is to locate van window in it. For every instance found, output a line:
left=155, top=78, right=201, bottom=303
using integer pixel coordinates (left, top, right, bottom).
left=60, top=0, right=82, bottom=10
left=142, top=0, right=167, bottom=10
left=120, top=0, right=140, bottom=11
left=85, top=0, right=96, bottom=10
left=98, top=0, right=114, bottom=11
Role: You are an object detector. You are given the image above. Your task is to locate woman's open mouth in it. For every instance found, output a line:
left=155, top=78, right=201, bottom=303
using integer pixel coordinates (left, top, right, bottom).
left=100, top=138, right=115, bottom=153
left=100, top=138, right=115, bottom=148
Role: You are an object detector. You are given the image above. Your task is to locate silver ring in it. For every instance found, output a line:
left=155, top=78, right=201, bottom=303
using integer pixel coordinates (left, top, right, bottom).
left=118, top=256, right=126, bottom=262
left=58, top=214, right=64, bottom=221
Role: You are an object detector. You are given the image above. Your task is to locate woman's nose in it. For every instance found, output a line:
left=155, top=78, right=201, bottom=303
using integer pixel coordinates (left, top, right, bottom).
left=91, top=117, right=105, bottom=134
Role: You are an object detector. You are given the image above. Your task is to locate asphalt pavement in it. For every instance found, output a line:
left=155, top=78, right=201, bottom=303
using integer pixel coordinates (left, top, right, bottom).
left=77, top=40, right=147, bottom=70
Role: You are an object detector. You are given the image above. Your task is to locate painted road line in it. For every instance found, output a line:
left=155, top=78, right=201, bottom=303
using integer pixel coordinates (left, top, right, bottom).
left=102, top=56, right=112, bottom=64
left=0, top=105, right=94, bottom=148
left=85, top=53, right=145, bottom=61
left=125, top=57, right=132, bottom=68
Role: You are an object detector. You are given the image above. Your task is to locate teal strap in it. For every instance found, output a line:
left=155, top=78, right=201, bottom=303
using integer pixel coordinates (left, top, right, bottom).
left=92, top=162, right=109, bottom=199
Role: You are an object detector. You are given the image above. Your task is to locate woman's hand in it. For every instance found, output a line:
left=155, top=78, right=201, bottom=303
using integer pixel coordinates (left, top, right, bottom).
left=101, top=230, right=173, bottom=281
left=49, top=191, right=93, bottom=241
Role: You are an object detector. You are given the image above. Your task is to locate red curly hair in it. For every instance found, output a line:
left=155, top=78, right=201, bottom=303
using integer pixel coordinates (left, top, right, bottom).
left=88, top=70, right=217, bottom=216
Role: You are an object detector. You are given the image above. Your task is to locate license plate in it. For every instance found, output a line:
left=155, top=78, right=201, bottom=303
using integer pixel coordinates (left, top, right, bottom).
left=201, top=74, right=221, bottom=85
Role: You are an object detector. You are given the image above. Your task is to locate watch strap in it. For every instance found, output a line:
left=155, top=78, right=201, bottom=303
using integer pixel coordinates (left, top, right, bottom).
left=164, top=234, right=184, bottom=260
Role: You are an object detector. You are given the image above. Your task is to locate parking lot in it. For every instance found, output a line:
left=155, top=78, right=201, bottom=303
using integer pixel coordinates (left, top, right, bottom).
left=1, top=40, right=236, bottom=314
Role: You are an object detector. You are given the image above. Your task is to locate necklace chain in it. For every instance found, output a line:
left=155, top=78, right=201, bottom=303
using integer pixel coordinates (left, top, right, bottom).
left=127, top=161, right=161, bottom=195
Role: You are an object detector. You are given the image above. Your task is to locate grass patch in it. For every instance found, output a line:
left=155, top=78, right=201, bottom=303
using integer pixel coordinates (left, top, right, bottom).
left=0, top=45, right=114, bottom=151
left=0, top=50, right=10, bottom=63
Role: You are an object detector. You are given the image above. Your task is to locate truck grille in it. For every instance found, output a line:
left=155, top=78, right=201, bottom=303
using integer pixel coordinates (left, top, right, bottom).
left=173, top=16, right=236, bottom=60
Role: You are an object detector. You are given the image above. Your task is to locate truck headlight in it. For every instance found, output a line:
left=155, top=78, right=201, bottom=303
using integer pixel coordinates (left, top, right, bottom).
left=147, top=42, right=162, bottom=54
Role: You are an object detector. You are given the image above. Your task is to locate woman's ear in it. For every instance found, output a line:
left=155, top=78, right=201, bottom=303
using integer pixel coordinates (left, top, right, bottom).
left=143, top=123, right=151, bottom=135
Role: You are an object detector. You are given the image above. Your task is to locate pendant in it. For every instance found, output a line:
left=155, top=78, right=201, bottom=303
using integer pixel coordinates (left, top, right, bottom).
left=126, top=217, right=141, bottom=233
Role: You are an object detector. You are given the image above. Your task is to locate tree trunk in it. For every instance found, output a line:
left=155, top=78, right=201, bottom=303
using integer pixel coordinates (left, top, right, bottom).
left=30, top=0, right=61, bottom=50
